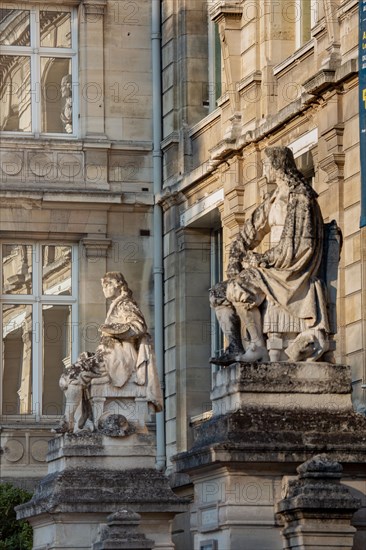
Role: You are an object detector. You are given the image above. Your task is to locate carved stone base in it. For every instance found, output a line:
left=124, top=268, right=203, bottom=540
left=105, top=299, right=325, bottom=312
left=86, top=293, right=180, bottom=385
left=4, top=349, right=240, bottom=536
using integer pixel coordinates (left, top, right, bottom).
left=17, top=433, right=187, bottom=550
left=173, top=362, right=366, bottom=550
left=276, top=455, right=361, bottom=550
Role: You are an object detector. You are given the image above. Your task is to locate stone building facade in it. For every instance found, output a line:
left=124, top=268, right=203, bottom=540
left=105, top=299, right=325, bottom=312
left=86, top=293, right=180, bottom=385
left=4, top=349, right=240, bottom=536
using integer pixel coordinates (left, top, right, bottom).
left=1, top=0, right=366, bottom=548
left=159, top=1, right=366, bottom=546
left=0, top=0, right=157, bottom=485
left=160, top=0, right=365, bottom=463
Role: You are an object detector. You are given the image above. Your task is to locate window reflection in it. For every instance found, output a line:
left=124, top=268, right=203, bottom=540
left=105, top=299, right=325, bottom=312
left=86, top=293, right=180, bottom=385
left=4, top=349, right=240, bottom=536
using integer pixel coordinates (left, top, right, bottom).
left=42, top=245, right=72, bottom=295
left=0, top=55, right=31, bottom=132
left=0, top=9, right=30, bottom=46
left=42, top=305, right=70, bottom=415
left=2, top=245, right=33, bottom=294
left=40, top=11, right=71, bottom=48
left=41, top=57, right=72, bottom=133
left=2, top=304, right=33, bottom=415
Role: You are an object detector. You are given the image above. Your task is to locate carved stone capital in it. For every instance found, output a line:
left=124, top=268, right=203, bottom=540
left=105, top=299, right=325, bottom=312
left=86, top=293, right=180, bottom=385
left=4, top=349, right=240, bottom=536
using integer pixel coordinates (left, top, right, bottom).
left=209, top=1, right=243, bottom=23
left=319, top=153, right=345, bottom=184
left=82, top=0, right=107, bottom=16
left=82, top=237, right=111, bottom=258
left=156, top=188, right=183, bottom=212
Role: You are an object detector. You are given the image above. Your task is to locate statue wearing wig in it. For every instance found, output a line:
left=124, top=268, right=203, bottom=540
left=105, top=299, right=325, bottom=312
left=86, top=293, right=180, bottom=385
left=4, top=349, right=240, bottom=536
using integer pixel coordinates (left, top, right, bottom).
left=210, top=146, right=330, bottom=364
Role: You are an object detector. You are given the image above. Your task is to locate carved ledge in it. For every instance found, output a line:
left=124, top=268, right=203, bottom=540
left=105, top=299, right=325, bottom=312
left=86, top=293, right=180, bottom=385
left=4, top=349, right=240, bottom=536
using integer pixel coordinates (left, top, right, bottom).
left=303, top=69, right=336, bottom=95
left=319, top=153, right=345, bottom=183
left=161, top=132, right=180, bottom=152
left=221, top=211, right=246, bottom=235
left=156, top=188, right=183, bottom=212
left=237, top=71, right=262, bottom=92
left=210, top=139, right=238, bottom=162
left=209, top=1, right=243, bottom=22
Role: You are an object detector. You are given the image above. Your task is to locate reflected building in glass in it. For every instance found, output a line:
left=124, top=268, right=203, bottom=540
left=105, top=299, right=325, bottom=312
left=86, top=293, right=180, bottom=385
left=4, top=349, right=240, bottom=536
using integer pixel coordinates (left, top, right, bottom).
left=1, top=244, right=73, bottom=417
left=0, top=8, right=73, bottom=134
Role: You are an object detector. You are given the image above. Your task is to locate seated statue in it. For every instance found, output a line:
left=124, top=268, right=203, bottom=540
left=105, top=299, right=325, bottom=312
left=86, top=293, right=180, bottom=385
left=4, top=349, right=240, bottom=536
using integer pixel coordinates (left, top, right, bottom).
left=210, top=146, right=330, bottom=364
left=56, top=272, right=163, bottom=433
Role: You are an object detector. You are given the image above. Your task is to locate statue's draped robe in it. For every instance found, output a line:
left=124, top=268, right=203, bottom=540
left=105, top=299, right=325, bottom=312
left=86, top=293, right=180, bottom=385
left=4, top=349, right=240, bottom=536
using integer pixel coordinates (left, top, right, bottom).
left=100, top=295, right=163, bottom=411
left=65, top=295, right=163, bottom=413
left=220, top=184, right=329, bottom=331
left=101, top=295, right=146, bottom=387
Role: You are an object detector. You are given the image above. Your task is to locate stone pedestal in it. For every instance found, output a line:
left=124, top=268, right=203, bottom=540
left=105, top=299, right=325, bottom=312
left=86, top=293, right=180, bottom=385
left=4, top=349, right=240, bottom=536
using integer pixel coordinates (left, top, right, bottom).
left=17, top=432, right=187, bottom=550
left=276, top=455, right=361, bottom=550
left=93, top=510, right=154, bottom=550
left=173, top=362, right=366, bottom=550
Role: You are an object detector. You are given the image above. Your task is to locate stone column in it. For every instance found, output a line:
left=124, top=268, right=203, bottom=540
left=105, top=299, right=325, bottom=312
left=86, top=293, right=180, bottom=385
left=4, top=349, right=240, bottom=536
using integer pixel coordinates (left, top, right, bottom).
left=276, top=454, right=361, bottom=550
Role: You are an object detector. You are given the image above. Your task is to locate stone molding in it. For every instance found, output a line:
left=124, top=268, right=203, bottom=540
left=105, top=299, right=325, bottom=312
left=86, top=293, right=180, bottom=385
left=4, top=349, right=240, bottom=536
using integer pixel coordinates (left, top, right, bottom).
left=82, top=0, right=107, bottom=15
left=82, top=237, right=112, bottom=258
left=209, top=1, right=243, bottom=22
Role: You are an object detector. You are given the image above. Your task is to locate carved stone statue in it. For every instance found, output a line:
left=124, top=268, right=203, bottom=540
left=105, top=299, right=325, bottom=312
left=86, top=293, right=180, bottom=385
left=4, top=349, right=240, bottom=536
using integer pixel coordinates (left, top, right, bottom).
left=56, top=272, right=163, bottom=433
left=210, top=146, right=330, bottom=364
left=60, top=74, right=72, bottom=134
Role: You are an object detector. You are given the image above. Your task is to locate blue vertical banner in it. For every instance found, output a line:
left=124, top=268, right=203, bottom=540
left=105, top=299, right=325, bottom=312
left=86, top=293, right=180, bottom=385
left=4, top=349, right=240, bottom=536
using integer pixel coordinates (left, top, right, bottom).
left=360, top=0, right=366, bottom=227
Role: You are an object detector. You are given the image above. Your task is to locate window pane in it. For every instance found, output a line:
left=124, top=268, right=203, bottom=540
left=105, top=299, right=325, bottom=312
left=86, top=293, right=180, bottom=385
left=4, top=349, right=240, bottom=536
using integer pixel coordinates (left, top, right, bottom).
left=42, top=305, right=71, bottom=415
left=42, top=245, right=72, bottom=295
left=2, top=245, right=33, bottom=294
left=0, top=9, right=30, bottom=46
left=2, top=304, right=33, bottom=415
left=0, top=55, right=31, bottom=132
left=40, top=11, right=71, bottom=48
left=41, top=57, right=72, bottom=133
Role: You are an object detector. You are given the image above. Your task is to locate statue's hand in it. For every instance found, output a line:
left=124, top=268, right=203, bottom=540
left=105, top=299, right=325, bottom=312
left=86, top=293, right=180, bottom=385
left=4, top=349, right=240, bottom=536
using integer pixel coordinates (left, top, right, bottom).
left=226, top=261, right=242, bottom=278
left=244, top=251, right=268, bottom=268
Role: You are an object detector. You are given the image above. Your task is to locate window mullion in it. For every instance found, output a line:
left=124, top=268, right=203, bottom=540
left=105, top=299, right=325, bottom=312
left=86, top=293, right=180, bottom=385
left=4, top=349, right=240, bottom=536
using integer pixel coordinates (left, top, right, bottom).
left=0, top=245, right=3, bottom=416
left=32, top=243, right=42, bottom=419
left=32, top=301, right=42, bottom=420
left=71, top=244, right=79, bottom=361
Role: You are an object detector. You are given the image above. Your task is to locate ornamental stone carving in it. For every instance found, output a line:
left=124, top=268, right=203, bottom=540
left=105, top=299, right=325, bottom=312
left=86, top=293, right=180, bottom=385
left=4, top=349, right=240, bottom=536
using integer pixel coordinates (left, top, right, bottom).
left=210, top=146, right=333, bottom=364
left=55, top=272, right=163, bottom=434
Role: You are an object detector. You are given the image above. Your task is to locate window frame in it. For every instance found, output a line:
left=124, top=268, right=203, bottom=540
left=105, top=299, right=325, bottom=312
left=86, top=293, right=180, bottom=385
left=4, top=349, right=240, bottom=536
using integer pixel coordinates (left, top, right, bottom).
left=295, top=0, right=318, bottom=50
left=208, top=18, right=222, bottom=112
left=210, top=227, right=223, bottom=365
left=0, top=242, right=79, bottom=420
left=0, top=5, right=79, bottom=138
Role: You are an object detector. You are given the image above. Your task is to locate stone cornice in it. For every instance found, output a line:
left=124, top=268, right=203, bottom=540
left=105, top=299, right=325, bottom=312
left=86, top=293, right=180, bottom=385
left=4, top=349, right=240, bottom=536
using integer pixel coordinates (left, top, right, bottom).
left=209, top=1, right=243, bottom=22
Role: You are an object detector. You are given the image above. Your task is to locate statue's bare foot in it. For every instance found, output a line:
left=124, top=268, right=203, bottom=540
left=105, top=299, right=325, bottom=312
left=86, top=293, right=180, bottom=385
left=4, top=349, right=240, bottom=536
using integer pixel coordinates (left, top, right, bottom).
left=235, top=344, right=270, bottom=363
